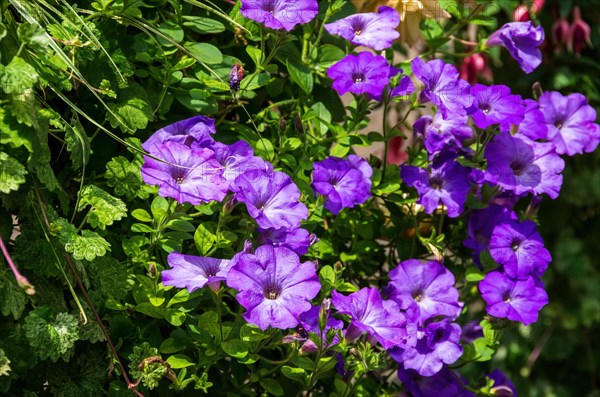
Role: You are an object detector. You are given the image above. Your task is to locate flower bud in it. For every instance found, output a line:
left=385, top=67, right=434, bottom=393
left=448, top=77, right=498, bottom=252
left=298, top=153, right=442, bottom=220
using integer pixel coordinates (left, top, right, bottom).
left=148, top=262, right=157, bottom=278
left=460, top=53, right=491, bottom=85
left=229, top=64, right=244, bottom=93
left=513, top=5, right=530, bottom=22
left=318, top=299, right=331, bottom=332
left=551, top=17, right=570, bottom=52
left=568, top=6, right=592, bottom=55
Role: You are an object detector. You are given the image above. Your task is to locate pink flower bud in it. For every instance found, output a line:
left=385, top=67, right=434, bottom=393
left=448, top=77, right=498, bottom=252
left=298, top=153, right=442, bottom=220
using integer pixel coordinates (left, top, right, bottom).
left=459, top=53, right=492, bottom=85
left=551, top=17, right=570, bottom=52
left=513, top=5, right=530, bottom=22
left=386, top=136, right=408, bottom=165
left=568, top=6, right=592, bottom=55
left=532, top=0, right=545, bottom=13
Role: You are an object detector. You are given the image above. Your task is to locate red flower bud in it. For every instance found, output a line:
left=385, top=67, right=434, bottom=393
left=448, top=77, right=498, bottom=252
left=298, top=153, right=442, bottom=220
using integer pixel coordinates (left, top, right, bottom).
left=568, top=6, right=592, bottom=55
left=551, top=17, right=570, bottom=52
left=459, top=53, right=492, bottom=85
left=513, top=5, right=530, bottom=22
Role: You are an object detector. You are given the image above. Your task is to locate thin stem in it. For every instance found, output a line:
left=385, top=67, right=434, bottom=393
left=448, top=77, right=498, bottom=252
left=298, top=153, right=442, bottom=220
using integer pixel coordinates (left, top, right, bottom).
left=0, top=235, right=35, bottom=295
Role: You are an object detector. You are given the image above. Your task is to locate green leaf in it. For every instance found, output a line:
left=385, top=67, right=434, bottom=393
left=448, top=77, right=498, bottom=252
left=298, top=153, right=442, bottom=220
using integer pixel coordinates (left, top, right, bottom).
left=183, top=16, right=225, bottom=34
left=0, top=267, right=28, bottom=319
left=281, top=366, right=307, bottom=384
left=17, top=22, right=52, bottom=56
left=253, top=138, right=275, bottom=161
left=165, top=309, right=187, bottom=326
left=240, top=73, right=270, bottom=91
left=260, top=378, right=284, bottom=396
left=53, top=218, right=111, bottom=261
left=0, top=151, right=27, bottom=193
left=317, top=44, right=345, bottom=69
left=167, top=354, right=195, bottom=369
left=309, top=102, right=332, bottom=136
left=465, top=267, right=485, bottom=282
left=0, top=349, right=10, bottom=377
left=194, top=223, right=216, bottom=256
left=319, top=265, right=336, bottom=294
left=246, top=45, right=264, bottom=67
left=186, top=43, right=223, bottom=64
left=128, top=342, right=167, bottom=390
left=107, top=84, right=152, bottom=133
left=221, top=339, right=249, bottom=358
left=0, top=56, right=38, bottom=94
left=240, top=324, right=269, bottom=342
left=287, top=59, right=313, bottom=94
left=158, top=21, right=184, bottom=45
left=78, top=185, right=128, bottom=230
left=64, top=122, right=90, bottom=170
left=131, top=209, right=152, bottom=222
left=105, top=156, right=148, bottom=200
left=87, top=256, right=131, bottom=300
left=23, top=308, right=79, bottom=362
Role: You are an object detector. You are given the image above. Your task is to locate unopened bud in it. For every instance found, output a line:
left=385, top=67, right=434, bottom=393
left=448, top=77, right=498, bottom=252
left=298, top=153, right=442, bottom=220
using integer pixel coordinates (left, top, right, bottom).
left=229, top=64, right=244, bottom=93
left=512, top=5, right=530, bottom=22
left=318, top=300, right=331, bottom=332
left=148, top=262, right=157, bottom=278
left=568, top=6, right=592, bottom=55
left=552, top=17, right=570, bottom=52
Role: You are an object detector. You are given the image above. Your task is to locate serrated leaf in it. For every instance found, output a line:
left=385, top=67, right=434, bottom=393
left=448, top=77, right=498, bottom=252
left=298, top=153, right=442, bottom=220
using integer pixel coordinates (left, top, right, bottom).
left=17, top=22, right=52, bottom=56
left=64, top=122, right=90, bottom=170
left=0, top=56, right=38, bottom=94
left=0, top=349, right=10, bottom=376
left=0, top=151, right=27, bottom=193
left=87, top=256, right=131, bottom=300
left=128, top=342, right=167, bottom=390
left=0, top=267, right=28, bottom=319
left=23, top=308, right=79, bottom=362
left=105, top=156, right=148, bottom=200
left=53, top=219, right=111, bottom=261
left=77, top=185, right=127, bottom=230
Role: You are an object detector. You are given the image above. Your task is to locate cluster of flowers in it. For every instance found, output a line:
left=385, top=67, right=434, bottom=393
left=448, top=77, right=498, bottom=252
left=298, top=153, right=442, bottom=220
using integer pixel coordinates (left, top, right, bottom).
left=137, top=1, right=600, bottom=395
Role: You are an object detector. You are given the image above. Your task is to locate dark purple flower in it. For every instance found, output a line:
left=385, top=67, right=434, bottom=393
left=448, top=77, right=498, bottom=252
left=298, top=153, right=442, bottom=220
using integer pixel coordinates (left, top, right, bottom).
left=490, top=220, right=551, bottom=279
left=401, top=160, right=471, bottom=218
left=417, top=113, right=473, bottom=158
left=487, top=369, right=518, bottom=397
left=538, top=91, right=600, bottom=156
left=388, top=259, right=462, bottom=324
left=460, top=321, right=483, bottom=344
left=162, top=252, right=232, bottom=292
left=487, top=21, right=545, bottom=74
left=142, top=115, right=215, bottom=151
left=411, top=57, right=473, bottom=117
left=463, top=204, right=518, bottom=262
left=141, top=141, right=228, bottom=205
left=390, top=320, right=463, bottom=376
left=484, top=131, right=565, bottom=199
left=257, top=227, right=312, bottom=255
left=332, top=287, right=415, bottom=350
left=240, top=0, right=318, bottom=31
left=467, top=84, right=525, bottom=129
left=479, top=271, right=548, bottom=326
left=312, top=155, right=372, bottom=215
left=226, top=244, right=320, bottom=330
left=397, top=366, right=475, bottom=397
left=230, top=64, right=244, bottom=93
left=324, top=6, right=400, bottom=51
left=327, top=52, right=392, bottom=98
left=234, top=169, right=308, bottom=230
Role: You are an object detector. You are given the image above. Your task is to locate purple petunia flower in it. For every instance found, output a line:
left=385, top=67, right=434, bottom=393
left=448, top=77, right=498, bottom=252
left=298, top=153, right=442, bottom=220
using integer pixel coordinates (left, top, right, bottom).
left=538, top=91, right=600, bottom=156
left=411, top=57, right=473, bottom=117
left=162, top=252, right=232, bottom=292
left=467, top=84, right=525, bottom=129
left=332, top=287, right=415, bottom=350
left=141, top=141, right=228, bottom=205
left=509, top=99, right=550, bottom=141
left=487, top=21, right=545, bottom=74
left=209, top=141, right=271, bottom=188
left=415, top=113, right=473, bottom=158
left=257, top=227, right=312, bottom=256
left=484, top=131, right=565, bottom=199
left=327, top=52, right=392, bottom=99
left=295, top=304, right=344, bottom=352
left=240, top=0, right=318, bottom=31
left=142, top=115, right=215, bottom=151
left=312, top=155, right=372, bottom=215
left=401, top=159, right=471, bottom=218
left=489, top=220, right=551, bottom=279
left=397, top=366, right=475, bottom=397
left=487, top=369, right=518, bottom=397
left=479, top=271, right=548, bottom=326
left=233, top=169, right=308, bottom=230
left=226, top=244, right=320, bottom=330
left=463, top=204, right=518, bottom=262
left=391, top=72, right=415, bottom=98
left=390, top=320, right=463, bottom=377
left=387, top=259, right=462, bottom=324
left=324, top=6, right=400, bottom=51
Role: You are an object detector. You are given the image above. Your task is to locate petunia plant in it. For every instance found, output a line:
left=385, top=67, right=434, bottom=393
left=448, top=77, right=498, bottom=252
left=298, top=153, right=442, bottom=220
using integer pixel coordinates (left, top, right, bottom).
left=1, top=1, right=599, bottom=396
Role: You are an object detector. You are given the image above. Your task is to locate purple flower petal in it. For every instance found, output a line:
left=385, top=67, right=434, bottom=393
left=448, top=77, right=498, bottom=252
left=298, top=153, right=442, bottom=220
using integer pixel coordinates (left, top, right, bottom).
left=240, top=0, right=318, bottom=31
left=327, top=52, right=393, bottom=99
left=487, top=21, right=545, bottom=74
left=162, top=252, right=232, bottom=292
